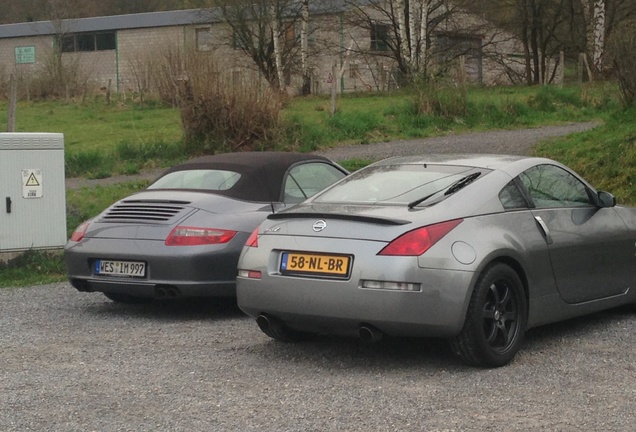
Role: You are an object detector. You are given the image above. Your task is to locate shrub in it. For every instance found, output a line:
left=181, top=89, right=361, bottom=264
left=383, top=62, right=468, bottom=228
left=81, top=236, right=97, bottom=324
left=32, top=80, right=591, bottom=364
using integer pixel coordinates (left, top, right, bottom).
left=410, top=78, right=468, bottom=119
left=178, top=51, right=283, bottom=153
left=527, top=86, right=583, bottom=112
left=29, top=47, right=92, bottom=100
left=608, top=22, right=636, bottom=108
left=65, top=150, right=111, bottom=178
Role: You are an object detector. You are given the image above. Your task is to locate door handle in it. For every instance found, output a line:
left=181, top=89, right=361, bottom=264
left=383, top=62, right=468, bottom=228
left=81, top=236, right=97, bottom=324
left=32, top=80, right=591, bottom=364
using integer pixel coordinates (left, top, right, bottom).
left=5, top=197, right=11, bottom=214
left=534, top=216, right=553, bottom=245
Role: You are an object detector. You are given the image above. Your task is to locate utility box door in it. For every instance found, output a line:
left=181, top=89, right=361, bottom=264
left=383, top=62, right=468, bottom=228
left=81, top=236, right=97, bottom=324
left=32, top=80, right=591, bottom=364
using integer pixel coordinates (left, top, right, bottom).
left=0, top=133, right=67, bottom=252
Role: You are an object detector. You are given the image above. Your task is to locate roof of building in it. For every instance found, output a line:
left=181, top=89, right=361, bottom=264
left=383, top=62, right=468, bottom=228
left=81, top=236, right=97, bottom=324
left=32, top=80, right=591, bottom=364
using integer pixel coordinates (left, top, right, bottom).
left=0, top=1, right=355, bottom=39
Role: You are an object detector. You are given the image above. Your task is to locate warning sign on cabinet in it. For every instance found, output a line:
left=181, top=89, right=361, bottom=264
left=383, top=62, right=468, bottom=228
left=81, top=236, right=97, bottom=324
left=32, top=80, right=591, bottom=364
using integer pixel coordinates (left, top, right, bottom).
left=22, top=169, right=43, bottom=198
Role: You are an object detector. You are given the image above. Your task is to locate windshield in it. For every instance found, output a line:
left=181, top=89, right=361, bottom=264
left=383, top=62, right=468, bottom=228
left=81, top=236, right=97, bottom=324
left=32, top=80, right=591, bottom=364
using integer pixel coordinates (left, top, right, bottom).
left=148, top=169, right=241, bottom=191
left=313, top=164, right=486, bottom=205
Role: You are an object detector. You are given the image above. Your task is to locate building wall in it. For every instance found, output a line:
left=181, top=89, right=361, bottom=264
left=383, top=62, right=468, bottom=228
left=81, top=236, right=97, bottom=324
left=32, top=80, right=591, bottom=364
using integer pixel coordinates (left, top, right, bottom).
left=0, top=33, right=117, bottom=95
left=0, top=7, right=528, bottom=99
left=117, top=26, right=185, bottom=94
left=0, top=35, right=53, bottom=83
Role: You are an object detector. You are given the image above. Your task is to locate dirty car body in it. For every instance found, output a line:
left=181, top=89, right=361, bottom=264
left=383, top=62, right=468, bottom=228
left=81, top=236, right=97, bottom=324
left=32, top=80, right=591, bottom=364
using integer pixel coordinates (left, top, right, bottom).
left=65, top=152, right=347, bottom=303
left=236, top=154, right=636, bottom=367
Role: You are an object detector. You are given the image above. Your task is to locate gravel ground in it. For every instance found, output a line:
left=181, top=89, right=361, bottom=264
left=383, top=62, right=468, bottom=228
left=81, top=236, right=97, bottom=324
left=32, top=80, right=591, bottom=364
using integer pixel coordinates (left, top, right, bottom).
left=313, top=121, right=601, bottom=162
left=12, top=122, right=634, bottom=431
left=1, top=284, right=635, bottom=431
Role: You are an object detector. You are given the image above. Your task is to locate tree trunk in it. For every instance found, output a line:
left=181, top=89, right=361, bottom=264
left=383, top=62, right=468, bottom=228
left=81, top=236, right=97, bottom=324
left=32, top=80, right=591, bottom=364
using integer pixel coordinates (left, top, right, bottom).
left=592, top=0, right=605, bottom=72
left=270, top=5, right=285, bottom=91
left=580, top=0, right=594, bottom=59
left=420, top=0, right=429, bottom=74
left=408, top=0, right=417, bottom=70
left=529, top=0, right=541, bottom=84
left=521, top=0, right=533, bottom=85
left=300, top=0, right=310, bottom=95
left=394, top=0, right=411, bottom=67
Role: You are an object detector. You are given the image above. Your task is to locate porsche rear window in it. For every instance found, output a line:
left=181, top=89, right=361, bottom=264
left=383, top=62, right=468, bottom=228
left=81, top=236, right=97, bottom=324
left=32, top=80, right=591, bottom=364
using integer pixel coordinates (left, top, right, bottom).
left=148, top=169, right=241, bottom=191
left=313, top=164, right=487, bottom=204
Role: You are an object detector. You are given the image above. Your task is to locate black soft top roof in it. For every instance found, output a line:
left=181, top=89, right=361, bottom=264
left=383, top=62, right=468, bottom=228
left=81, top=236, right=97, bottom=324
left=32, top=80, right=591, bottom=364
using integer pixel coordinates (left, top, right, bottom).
left=154, top=152, right=338, bottom=202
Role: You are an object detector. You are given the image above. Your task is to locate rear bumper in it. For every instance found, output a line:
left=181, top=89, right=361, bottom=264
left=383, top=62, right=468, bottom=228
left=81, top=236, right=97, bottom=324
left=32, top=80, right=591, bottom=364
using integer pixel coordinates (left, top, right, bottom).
left=65, top=236, right=241, bottom=298
left=69, top=276, right=235, bottom=298
left=237, top=267, right=475, bottom=338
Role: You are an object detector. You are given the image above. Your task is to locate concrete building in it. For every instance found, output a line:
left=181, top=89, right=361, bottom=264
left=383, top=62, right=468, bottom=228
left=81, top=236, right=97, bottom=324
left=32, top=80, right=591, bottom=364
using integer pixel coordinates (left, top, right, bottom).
left=0, top=2, right=524, bottom=99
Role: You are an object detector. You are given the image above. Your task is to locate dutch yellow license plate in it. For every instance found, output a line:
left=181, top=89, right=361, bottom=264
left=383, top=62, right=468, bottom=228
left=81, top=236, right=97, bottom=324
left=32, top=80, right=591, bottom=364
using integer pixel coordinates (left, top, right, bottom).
left=280, top=252, right=351, bottom=278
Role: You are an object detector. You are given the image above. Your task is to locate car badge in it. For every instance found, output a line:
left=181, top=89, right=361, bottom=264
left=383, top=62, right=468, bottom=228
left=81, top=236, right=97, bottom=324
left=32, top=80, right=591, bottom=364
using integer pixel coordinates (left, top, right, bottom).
left=313, top=220, right=327, bottom=232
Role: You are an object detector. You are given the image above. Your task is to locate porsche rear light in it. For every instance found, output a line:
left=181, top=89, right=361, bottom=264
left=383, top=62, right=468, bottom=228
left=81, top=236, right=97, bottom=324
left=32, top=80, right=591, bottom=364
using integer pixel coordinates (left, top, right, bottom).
left=378, top=219, right=463, bottom=256
left=69, top=221, right=91, bottom=242
left=165, top=226, right=237, bottom=246
left=245, top=228, right=259, bottom=248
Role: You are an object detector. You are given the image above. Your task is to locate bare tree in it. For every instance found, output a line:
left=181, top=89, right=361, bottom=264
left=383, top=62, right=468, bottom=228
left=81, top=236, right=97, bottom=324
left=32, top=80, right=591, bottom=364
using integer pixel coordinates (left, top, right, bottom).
left=210, top=0, right=308, bottom=91
left=342, top=0, right=497, bottom=83
left=472, top=0, right=636, bottom=82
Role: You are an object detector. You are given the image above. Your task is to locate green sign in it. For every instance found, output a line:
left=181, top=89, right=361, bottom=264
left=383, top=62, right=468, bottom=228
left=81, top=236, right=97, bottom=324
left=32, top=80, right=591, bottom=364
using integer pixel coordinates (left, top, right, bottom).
left=15, top=46, right=36, bottom=64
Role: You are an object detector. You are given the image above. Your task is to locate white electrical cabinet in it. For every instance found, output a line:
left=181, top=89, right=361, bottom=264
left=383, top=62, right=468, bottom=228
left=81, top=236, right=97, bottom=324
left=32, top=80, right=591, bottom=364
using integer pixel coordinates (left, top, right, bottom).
left=0, top=133, right=67, bottom=253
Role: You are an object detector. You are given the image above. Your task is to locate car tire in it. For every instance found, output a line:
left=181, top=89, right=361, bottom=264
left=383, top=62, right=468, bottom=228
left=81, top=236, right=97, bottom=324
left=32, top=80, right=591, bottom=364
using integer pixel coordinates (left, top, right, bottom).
left=103, top=292, right=151, bottom=304
left=449, top=263, right=527, bottom=368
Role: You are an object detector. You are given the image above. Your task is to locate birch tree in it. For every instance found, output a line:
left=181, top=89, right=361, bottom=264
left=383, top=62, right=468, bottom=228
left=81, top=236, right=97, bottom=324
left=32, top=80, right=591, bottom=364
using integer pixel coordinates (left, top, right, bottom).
left=344, top=0, right=484, bottom=81
left=270, top=4, right=285, bottom=90
left=592, top=0, right=606, bottom=71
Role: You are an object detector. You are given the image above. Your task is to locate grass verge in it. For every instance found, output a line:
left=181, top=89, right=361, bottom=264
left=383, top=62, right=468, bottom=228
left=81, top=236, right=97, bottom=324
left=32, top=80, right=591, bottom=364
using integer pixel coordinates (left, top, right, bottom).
left=534, top=107, right=636, bottom=204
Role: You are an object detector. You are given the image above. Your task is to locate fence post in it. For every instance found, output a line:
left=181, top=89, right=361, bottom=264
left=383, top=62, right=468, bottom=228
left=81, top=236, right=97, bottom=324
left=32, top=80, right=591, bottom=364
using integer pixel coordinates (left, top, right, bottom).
left=330, top=62, right=337, bottom=117
left=7, top=73, right=17, bottom=132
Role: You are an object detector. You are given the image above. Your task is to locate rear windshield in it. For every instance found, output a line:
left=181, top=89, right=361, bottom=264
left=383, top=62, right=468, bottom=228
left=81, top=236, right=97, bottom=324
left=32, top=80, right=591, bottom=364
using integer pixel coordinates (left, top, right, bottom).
left=148, top=169, right=241, bottom=191
left=313, top=164, right=485, bottom=205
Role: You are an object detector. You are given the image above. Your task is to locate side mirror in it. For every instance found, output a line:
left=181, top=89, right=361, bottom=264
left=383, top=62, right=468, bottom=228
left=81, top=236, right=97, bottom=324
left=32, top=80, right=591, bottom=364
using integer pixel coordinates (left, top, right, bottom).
left=597, top=191, right=616, bottom=208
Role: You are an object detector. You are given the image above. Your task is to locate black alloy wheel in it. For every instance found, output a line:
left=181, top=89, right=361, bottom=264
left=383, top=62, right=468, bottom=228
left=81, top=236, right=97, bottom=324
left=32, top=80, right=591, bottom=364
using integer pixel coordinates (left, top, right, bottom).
left=449, top=263, right=527, bottom=368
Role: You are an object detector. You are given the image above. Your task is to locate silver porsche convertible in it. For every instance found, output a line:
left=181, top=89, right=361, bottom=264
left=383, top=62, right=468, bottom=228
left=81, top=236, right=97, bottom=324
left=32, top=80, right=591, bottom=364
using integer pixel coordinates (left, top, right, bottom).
left=236, top=154, right=636, bottom=367
left=65, top=152, right=348, bottom=303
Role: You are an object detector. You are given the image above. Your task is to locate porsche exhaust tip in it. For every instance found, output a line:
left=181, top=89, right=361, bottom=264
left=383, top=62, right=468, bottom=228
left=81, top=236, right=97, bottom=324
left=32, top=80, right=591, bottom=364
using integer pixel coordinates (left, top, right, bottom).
left=359, top=324, right=383, bottom=343
left=154, top=285, right=181, bottom=299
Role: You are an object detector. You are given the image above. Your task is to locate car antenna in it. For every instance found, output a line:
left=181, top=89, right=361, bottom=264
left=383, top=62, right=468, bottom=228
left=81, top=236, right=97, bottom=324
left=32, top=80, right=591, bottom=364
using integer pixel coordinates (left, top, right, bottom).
left=261, top=164, right=276, bottom=214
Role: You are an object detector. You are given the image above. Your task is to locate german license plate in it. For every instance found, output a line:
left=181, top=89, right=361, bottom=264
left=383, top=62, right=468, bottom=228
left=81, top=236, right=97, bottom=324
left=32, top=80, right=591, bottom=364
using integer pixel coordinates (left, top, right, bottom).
left=280, top=252, right=351, bottom=278
left=94, top=260, right=146, bottom=277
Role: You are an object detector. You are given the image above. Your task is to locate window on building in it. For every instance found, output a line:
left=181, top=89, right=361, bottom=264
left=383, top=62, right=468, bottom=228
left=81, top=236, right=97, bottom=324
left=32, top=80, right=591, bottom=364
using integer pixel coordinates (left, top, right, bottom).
left=370, top=23, right=390, bottom=51
left=59, top=31, right=117, bottom=53
left=349, top=62, right=359, bottom=79
left=77, top=33, right=95, bottom=51
left=196, top=27, right=212, bottom=51
left=60, top=35, right=75, bottom=53
left=96, top=32, right=116, bottom=50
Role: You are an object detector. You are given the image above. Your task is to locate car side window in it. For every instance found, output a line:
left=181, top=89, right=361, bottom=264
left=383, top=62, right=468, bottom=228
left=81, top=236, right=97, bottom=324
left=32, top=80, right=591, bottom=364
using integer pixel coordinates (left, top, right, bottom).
left=518, top=164, right=592, bottom=208
left=284, top=163, right=346, bottom=204
left=499, top=181, right=528, bottom=210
